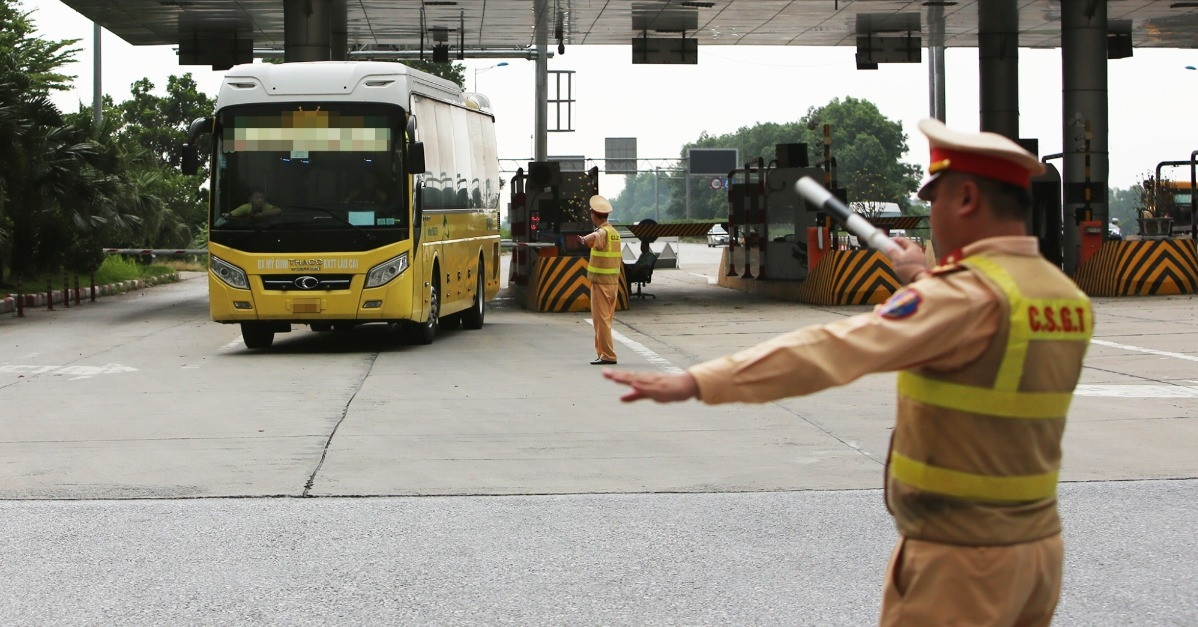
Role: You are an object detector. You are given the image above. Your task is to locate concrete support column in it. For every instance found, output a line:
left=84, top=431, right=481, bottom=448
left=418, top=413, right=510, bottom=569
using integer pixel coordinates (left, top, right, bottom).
left=1061, top=0, right=1109, bottom=274
left=331, top=0, right=347, bottom=61
left=927, top=4, right=946, bottom=122
left=533, top=0, right=549, bottom=162
left=978, top=0, right=1019, bottom=138
left=92, top=23, right=102, bottom=125
left=284, top=0, right=333, bottom=63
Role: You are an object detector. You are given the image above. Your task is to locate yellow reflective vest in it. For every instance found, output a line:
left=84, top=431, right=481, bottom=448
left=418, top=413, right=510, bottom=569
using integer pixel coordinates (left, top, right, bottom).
left=587, top=223, right=622, bottom=285
left=888, top=253, right=1092, bottom=546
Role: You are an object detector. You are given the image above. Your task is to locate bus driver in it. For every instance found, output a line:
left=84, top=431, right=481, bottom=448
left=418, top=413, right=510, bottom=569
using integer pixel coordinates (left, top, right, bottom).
left=227, top=188, right=282, bottom=220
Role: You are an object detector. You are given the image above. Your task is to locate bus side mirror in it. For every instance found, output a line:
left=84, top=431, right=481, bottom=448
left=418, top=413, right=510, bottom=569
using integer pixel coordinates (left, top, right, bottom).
left=181, top=144, right=199, bottom=175
left=409, top=142, right=426, bottom=174
left=182, top=116, right=212, bottom=176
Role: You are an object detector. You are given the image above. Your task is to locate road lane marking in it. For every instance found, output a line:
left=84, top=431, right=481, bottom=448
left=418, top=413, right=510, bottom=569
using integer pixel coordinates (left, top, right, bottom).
left=0, top=363, right=138, bottom=380
left=587, top=320, right=684, bottom=373
left=1074, top=384, right=1198, bottom=398
left=1091, top=339, right=1198, bottom=363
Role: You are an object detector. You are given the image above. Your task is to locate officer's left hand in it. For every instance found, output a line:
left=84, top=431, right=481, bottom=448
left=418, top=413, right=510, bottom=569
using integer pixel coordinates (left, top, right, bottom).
left=602, top=369, right=699, bottom=403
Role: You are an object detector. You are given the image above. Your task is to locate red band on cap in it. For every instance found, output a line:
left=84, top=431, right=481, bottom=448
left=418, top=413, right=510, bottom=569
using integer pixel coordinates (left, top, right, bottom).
left=929, top=147, right=1032, bottom=189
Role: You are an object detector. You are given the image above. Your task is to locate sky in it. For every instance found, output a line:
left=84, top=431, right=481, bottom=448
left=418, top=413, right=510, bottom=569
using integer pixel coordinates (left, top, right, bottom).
left=30, top=0, right=1198, bottom=198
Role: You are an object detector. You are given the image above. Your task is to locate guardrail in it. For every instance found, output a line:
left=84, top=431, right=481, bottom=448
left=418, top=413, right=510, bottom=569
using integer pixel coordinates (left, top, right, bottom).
left=103, top=248, right=207, bottom=256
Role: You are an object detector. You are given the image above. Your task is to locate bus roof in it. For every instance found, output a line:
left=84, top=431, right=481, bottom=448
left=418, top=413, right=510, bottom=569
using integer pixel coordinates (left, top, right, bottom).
left=216, top=61, right=484, bottom=112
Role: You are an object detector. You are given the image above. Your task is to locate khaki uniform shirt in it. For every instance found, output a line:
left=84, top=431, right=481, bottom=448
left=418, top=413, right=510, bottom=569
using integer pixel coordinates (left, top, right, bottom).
left=687, top=237, right=1045, bottom=403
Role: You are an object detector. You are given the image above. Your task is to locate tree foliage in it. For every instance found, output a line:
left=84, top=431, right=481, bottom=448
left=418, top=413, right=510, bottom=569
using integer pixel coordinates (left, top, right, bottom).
left=0, top=0, right=214, bottom=284
left=406, top=60, right=466, bottom=89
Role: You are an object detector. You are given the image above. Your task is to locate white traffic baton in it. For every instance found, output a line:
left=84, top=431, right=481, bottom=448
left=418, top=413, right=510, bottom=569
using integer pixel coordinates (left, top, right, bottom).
left=794, top=177, right=903, bottom=259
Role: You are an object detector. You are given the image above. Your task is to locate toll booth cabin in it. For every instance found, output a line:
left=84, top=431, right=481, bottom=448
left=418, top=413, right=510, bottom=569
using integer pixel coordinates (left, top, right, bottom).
left=716, top=143, right=925, bottom=306
left=1071, top=159, right=1198, bottom=297
left=507, top=162, right=631, bottom=312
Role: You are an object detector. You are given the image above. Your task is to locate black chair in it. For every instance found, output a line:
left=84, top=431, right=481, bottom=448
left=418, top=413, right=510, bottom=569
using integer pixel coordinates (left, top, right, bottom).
left=625, top=251, right=658, bottom=299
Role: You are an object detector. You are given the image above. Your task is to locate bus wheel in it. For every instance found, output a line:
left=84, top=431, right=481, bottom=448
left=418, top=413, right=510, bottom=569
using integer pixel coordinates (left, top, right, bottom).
left=461, top=263, right=485, bottom=330
left=241, top=323, right=275, bottom=349
left=409, top=278, right=439, bottom=345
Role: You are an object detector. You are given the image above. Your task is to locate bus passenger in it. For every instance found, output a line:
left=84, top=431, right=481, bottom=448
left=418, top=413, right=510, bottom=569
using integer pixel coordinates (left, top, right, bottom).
left=227, top=188, right=281, bottom=220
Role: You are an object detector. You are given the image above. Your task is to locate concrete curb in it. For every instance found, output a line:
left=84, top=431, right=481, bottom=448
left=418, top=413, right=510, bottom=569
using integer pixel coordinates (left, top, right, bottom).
left=0, top=273, right=179, bottom=315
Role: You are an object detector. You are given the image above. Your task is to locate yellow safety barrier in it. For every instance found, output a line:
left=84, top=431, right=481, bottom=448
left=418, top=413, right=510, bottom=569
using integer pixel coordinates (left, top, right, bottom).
left=798, top=249, right=901, bottom=306
left=518, top=256, right=630, bottom=313
left=1073, top=239, right=1198, bottom=296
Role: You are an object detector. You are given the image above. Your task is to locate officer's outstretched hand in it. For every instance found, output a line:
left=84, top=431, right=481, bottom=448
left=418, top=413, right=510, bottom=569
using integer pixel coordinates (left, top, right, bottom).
left=602, top=369, right=699, bottom=403
left=890, top=237, right=930, bottom=285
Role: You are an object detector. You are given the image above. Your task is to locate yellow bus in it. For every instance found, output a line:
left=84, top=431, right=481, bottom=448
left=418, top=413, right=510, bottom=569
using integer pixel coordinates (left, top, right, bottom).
left=185, top=62, right=501, bottom=349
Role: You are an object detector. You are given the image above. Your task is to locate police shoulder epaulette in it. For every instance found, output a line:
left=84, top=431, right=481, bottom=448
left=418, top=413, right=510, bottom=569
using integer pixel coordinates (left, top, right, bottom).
left=928, top=263, right=967, bottom=277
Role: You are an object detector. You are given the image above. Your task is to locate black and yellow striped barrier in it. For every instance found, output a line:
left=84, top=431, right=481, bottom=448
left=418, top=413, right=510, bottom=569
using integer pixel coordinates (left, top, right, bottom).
left=798, top=249, right=901, bottom=306
left=519, top=256, right=630, bottom=313
left=1073, top=239, right=1198, bottom=297
left=626, top=221, right=721, bottom=240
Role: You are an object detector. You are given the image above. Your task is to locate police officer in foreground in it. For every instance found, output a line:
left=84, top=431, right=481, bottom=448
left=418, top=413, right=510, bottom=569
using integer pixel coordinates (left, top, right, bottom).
left=580, top=195, right=621, bottom=365
left=604, top=119, right=1093, bottom=626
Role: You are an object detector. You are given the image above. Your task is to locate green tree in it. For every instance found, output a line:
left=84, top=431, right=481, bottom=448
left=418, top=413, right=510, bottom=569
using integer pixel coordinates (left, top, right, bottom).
left=406, top=60, right=467, bottom=89
left=118, top=74, right=214, bottom=169
left=1108, top=185, right=1139, bottom=227
left=0, top=0, right=78, bottom=92
left=108, top=74, right=212, bottom=246
left=611, top=168, right=679, bottom=224
left=0, top=0, right=96, bottom=281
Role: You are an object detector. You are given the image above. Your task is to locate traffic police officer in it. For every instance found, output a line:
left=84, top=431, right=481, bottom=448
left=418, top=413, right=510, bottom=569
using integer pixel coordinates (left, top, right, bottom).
left=603, top=119, right=1093, bottom=626
left=580, top=194, right=621, bottom=365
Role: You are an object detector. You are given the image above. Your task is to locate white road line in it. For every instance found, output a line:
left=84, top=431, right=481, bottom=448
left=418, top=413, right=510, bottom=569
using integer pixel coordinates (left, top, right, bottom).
left=1075, top=384, right=1198, bottom=398
left=688, top=272, right=719, bottom=285
left=1091, top=339, right=1198, bottom=363
left=1078, top=340, right=1198, bottom=397
left=587, top=319, right=684, bottom=373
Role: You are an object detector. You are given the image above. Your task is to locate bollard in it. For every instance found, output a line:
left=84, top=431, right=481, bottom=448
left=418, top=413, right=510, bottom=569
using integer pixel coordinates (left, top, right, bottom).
left=758, top=239, right=768, bottom=280
left=46, top=278, right=53, bottom=311
left=741, top=233, right=755, bottom=279
left=726, top=225, right=739, bottom=277
left=63, top=272, right=70, bottom=308
left=16, top=276, right=24, bottom=318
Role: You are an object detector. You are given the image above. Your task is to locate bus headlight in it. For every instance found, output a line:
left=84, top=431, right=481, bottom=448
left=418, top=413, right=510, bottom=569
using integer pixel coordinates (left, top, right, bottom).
left=365, top=252, right=409, bottom=288
left=211, top=255, right=249, bottom=289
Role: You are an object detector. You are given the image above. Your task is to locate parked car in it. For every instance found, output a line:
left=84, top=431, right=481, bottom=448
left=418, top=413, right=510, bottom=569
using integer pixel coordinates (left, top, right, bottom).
left=707, top=224, right=729, bottom=247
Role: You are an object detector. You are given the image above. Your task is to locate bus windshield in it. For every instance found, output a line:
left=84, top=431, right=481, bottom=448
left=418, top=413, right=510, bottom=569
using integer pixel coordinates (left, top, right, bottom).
left=211, top=103, right=408, bottom=240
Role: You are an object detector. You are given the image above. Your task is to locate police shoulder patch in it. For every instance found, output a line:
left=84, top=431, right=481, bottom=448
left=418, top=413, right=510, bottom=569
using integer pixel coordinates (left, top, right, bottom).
left=879, top=288, right=922, bottom=320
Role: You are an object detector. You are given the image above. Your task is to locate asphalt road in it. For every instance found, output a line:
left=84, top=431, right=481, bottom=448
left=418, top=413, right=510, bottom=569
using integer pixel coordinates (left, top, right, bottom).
left=1, top=242, right=1195, bottom=624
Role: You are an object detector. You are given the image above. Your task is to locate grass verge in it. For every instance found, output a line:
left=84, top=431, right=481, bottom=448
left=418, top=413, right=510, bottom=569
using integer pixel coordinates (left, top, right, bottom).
left=1, top=254, right=204, bottom=295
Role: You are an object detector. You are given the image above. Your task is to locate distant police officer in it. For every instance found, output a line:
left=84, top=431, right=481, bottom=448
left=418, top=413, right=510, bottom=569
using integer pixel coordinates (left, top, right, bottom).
left=580, top=195, right=621, bottom=365
left=603, top=119, right=1093, bottom=626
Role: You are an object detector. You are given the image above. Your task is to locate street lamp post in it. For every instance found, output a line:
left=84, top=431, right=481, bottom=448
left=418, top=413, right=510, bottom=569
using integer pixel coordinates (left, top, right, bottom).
left=473, top=61, right=509, bottom=91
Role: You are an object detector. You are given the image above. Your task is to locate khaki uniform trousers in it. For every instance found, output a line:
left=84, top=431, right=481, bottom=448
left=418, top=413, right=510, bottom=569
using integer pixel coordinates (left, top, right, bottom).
left=591, top=282, right=618, bottom=362
left=880, top=534, right=1063, bottom=627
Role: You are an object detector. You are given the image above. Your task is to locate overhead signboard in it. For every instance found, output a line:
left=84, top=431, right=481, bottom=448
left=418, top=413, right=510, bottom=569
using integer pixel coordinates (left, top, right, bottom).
left=605, top=138, right=637, bottom=174
left=688, top=148, right=738, bottom=175
left=632, top=36, right=698, bottom=65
